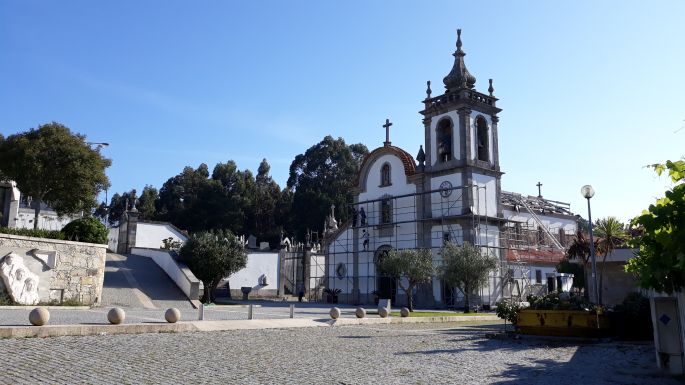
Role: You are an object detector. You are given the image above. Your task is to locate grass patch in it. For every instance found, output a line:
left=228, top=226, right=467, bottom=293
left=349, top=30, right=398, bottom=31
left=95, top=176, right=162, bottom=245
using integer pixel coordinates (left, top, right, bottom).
left=389, top=311, right=490, bottom=317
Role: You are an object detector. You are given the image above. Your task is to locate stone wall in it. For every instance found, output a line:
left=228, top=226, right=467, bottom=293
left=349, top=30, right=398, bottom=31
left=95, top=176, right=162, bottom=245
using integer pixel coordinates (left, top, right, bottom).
left=0, top=234, right=107, bottom=305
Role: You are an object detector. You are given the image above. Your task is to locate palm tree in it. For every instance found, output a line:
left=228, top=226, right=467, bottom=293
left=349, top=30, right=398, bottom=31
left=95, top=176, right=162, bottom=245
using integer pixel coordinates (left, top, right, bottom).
left=566, top=229, right=593, bottom=299
left=594, top=217, right=627, bottom=304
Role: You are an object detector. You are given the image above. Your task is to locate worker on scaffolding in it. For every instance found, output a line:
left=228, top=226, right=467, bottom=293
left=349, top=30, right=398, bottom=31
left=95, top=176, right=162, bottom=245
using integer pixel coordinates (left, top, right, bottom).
left=362, top=229, right=369, bottom=251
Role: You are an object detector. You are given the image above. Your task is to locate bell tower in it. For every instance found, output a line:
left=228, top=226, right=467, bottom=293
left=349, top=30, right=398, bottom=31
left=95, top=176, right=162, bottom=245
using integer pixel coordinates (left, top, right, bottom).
left=418, top=29, right=503, bottom=244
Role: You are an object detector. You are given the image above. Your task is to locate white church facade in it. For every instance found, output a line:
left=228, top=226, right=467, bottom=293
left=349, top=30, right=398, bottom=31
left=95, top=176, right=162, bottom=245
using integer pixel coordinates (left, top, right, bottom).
left=323, top=30, right=578, bottom=309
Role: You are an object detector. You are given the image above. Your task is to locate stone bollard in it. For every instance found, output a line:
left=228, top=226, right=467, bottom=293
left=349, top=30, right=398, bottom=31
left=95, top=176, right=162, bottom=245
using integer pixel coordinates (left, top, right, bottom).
left=107, top=307, right=126, bottom=325
left=355, top=307, right=366, bottom=318
left=378, top=307, right=389, bottom=318
left=165, top=308, right=181, bottom=323
left=400, top=307, right=410, bottom=317
left=29, top=307, right=50, bottom=326
left=329, top=307, right=341, bottom=319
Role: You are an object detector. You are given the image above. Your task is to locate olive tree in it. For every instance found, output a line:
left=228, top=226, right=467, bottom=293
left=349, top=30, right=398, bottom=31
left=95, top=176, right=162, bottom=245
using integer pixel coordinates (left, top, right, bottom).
left=377, top=248, right=434, bottom=311
left=180, top=229, right=247, bottom=302
left=439, top=242, right=498, bottom=313
left=0, top=123, right=111, bottom=229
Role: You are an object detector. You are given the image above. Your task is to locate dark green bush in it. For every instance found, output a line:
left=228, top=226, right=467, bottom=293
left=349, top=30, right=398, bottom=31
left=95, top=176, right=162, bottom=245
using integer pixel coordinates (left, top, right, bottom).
left=0, top=227, right=65, bottom=240
left=610, top=292, right=653, bottom=340
left=61, top=217, right=108, bottom=244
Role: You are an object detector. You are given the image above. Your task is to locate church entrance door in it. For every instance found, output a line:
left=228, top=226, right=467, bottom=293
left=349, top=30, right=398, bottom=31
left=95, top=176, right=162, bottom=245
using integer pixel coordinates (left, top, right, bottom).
left=374, top=246, right=397, bottom=304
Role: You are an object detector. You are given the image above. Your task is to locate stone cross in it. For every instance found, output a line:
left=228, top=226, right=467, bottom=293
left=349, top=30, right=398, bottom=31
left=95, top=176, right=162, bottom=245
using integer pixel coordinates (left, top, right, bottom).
left=383, top=118, right=392, bottom=146
left=536, top=181, right=543, bottom=198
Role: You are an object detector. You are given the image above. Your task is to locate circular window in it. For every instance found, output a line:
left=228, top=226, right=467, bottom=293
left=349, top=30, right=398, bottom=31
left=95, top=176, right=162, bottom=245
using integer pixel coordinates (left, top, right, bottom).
left=440, top=180, right=453, bottom=198
left=336, top=263, right=347, bottom=280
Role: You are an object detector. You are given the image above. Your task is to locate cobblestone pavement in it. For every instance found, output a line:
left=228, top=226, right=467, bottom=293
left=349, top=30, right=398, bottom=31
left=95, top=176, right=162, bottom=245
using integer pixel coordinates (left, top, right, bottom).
left=0, top=322, right=677, bottom=385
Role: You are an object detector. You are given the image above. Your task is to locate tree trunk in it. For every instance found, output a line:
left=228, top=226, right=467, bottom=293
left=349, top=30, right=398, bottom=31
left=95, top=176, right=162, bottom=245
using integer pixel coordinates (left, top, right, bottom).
left=407, top=283, right=414, bottom=312
left=202, top=284, right=211, bottom=303
left=463, top=283, right=470, bottom=313
left=33, top=204, right=40, bottom=230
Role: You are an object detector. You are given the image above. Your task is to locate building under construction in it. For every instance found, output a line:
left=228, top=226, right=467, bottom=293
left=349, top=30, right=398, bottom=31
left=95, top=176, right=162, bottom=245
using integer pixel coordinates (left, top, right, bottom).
left=282, top=30, right=578, bottom=308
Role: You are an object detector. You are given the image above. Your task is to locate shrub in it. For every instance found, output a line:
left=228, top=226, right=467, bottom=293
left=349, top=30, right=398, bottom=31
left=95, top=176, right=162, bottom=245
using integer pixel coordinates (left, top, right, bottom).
left=610, top=292, right=653, bottom=340
left=61, top=217, right=108, bottom=244
left=496, top=300, right=525, bottom=325
left=0, top=227, right=65, bottom=240
left=526, top=292, right=603, bottom=313
left=161, top=237, right=183, bottom=252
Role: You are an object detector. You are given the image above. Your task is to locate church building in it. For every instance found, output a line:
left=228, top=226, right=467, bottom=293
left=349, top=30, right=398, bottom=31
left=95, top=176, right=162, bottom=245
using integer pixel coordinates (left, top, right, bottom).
left=324, top=30, right=578, bottom=308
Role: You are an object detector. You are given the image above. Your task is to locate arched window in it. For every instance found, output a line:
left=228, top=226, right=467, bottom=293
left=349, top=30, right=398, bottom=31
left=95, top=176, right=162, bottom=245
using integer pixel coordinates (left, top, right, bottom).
left=380, top=163, right=391, bottom=186
left=476, top=116, right=489, bottom=162
left=436, top=118, right=453, bottom=163
left=381, top=197, right=392, bottom=224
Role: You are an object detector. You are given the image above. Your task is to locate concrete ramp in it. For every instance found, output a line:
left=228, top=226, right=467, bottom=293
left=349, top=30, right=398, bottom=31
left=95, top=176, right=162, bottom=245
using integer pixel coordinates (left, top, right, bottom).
left=102, top=253, right=194, bottom=310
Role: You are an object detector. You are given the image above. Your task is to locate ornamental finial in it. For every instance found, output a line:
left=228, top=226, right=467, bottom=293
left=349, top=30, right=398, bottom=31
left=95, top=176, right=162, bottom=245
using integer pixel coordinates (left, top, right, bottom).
left=488, top=78, right=494, bottom=96
left=426, top=80, right=432, bottom=99
left=443, top=29, right=476, bottom=91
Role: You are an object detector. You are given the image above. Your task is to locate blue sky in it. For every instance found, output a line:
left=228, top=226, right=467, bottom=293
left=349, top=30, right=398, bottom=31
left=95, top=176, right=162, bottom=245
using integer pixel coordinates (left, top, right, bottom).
left=1, top=1, right=683, bottom=223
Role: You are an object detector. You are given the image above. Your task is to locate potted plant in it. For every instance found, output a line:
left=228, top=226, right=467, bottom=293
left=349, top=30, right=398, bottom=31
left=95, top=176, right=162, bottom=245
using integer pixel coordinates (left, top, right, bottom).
left=323, top=288, right=341, bottom=304
left=514, top=292, right=610, bottom=337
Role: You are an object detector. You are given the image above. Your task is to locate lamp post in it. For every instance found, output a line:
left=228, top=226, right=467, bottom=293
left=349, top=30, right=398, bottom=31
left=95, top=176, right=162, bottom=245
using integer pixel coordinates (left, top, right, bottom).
left=86, top=141, right=110, bottom=226
left=581, top=185, right=599, bottom=305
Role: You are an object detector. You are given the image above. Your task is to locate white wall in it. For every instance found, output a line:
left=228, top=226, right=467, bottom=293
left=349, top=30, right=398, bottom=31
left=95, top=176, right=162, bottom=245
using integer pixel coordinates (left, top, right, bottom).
left=502, top=209, right=577, bottom=234
left=13, top=208, right=76, bottom=231
left=471, top=174, right=498, bottom=217
left=359, top=153, right=417, bottom=200
left=227, top=252, right=280, bottom=295
left=430, top=173, right=463, bottom=218
left=135, top=222, right=187, bottom=249
left=108, top=227, right=118, bottom=251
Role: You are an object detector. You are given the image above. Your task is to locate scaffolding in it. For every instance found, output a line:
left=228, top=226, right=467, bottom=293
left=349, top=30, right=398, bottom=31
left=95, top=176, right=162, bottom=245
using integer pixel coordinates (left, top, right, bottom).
left=290, top=184, right=574, bottom=308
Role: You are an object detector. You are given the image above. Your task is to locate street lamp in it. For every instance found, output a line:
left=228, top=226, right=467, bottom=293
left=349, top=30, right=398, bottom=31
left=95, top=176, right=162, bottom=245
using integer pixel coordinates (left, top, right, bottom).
left=86, top=141, right=110, bottom=225
left=581, top=185, right=599, bottom=305
left=86, top=142, right=109, bottom=151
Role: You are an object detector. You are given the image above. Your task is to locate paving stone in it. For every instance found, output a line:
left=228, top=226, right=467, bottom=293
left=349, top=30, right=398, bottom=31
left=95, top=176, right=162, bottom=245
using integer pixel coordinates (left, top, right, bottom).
left=0, top=322, right=677, bottom=385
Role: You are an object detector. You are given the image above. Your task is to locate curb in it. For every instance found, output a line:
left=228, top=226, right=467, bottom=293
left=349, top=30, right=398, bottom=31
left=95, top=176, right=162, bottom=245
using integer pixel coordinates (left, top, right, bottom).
left=0, top=306, right=91, bottom=310
left=0, top=315, right=500, bottom=339
left=330, top=315, right=500, bottom=326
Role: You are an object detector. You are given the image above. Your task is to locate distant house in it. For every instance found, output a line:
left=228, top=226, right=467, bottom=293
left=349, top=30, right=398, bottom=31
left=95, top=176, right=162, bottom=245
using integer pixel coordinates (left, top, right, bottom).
left=0, top=181, right=79, bottom=231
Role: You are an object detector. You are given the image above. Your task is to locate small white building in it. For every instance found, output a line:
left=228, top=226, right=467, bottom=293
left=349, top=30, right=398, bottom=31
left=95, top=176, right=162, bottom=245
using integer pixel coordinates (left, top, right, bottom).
left=324, top=30, right=577, bottom=308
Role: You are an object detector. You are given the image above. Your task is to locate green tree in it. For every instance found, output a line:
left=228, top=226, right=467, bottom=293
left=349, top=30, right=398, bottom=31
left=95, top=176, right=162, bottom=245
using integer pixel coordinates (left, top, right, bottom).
left=179, top=229, right=247, bottom=302
left=287, top=136, right=368, bottom=240
left=254, top=159, right=282, bottom=246
left=0, top=123, right=111, bottom=229
left=157, top=164, right=218, bottom=231
left=594, top=216, right=627, bottom=303
left=626, top=159, right=685, bottom=293
left=137, top=185, right=159, bottom=220
left=377, top=248, right=434, bottom=311
left=439, top=242, right=498, bottom=313
left=105, top=190, right=136, bottom=226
